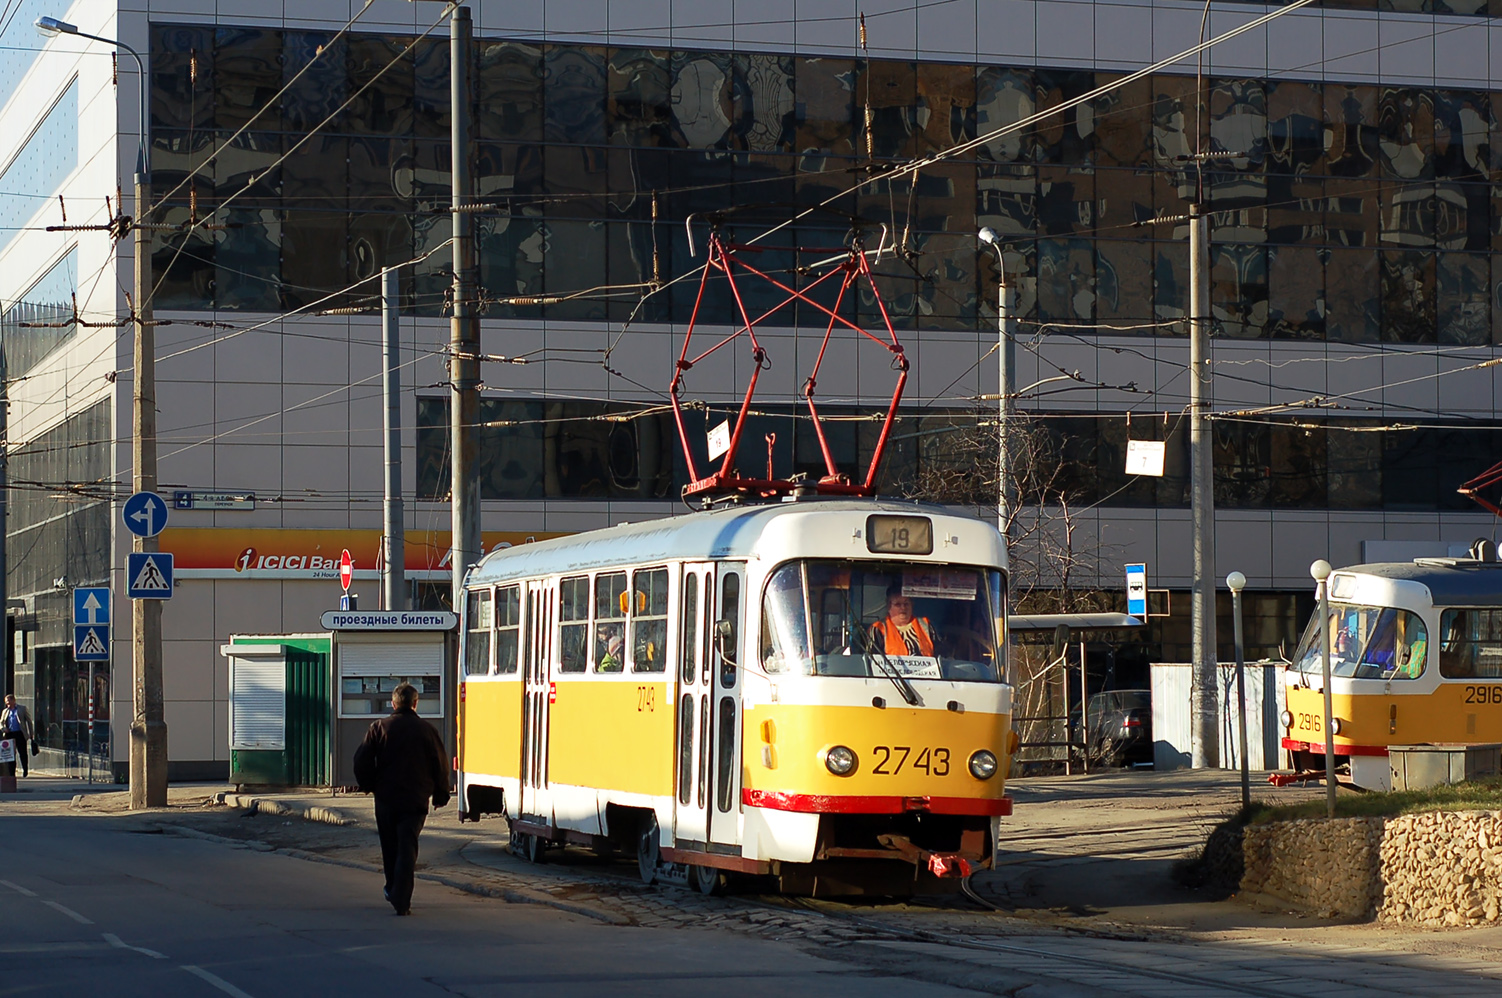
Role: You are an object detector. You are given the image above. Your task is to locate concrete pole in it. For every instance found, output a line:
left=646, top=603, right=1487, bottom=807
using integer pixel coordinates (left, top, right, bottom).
left=448, top=6, right=480, bottom=608
left=382, top=268, right=406, bottom=611
left=130, top=168, right=167, bottom=808
left=978, top=228, right=1013, bottom=541
left=1227, top=571, right=1249, bottom=808
left=1189, top=202, right=1218, bottom=770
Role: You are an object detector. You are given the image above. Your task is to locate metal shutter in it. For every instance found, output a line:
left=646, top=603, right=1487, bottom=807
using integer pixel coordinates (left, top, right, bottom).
left=339, top=643, right=445, bottom=676
left=229, top=652, right=286, bottom=750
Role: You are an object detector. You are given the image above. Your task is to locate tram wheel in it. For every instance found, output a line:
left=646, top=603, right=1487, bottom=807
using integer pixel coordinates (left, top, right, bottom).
left=525, top=832, right=547, bottom=864
left=691, top=864, right=722, bottom=896
left=637, top=813, right=661, bottom=885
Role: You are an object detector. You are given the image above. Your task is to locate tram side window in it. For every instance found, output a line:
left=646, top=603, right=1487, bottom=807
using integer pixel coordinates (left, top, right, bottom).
left=464, top=589, right=492, bottom=676
left=494, top=585, right=521, bottom=674
left=681, top=574, right=699, bottom=685
left=558, top=576, right=590, bottom=674
left=1356, top=608, right=1428, bottom=680
left=720, top=572, right=741, bottom=689
left=631, top=567, right=669, bottom=673
left=595, top=571, right=627, bottom=672
left=1440, top=609, right=1502, bottom=679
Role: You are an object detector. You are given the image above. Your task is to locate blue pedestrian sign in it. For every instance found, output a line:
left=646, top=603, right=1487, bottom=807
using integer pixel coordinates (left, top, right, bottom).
left=1126, top=563, right=1148, bottom=619
left=123, top=491, right=169, bottom=538
left=74, top=626, right=110, bottom=661
left=127, top=552, right=174, bottom=599
left=72, top=586, right=111, bottom=661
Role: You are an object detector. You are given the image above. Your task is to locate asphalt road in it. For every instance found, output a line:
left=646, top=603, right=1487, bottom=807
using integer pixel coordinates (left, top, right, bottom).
left=0, top=806, right=969, bottom=998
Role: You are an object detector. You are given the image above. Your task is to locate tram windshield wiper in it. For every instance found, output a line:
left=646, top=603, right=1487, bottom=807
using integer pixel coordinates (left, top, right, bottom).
left=858, top=627, right=922, bottom=706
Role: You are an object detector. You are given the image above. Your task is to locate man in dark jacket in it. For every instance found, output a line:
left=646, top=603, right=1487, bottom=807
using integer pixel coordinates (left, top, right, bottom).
left=352, top=683, right=450, bottom=916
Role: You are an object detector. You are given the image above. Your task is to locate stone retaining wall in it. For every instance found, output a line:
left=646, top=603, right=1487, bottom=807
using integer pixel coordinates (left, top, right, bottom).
left=1241, top=810, right=1502, bottom=925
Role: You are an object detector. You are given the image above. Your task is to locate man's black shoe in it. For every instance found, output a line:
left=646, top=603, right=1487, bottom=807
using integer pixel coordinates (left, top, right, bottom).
left=383, top=887, right=391, bottom=904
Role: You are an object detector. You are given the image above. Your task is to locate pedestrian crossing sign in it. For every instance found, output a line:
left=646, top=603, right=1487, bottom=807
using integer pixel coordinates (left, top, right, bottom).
left=74, top=625, right=110, bottom=661
left=127, top=552, right=174, bottom=599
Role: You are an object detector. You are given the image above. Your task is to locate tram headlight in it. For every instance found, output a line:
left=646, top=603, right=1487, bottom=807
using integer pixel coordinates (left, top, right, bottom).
left=1330, top=717, right=1343, bottom=735
left=824, top=745, right=857, bottom=776
left=1280, top=710, right=1294, bottom=730
left=968, top=750, right=999, bottom=780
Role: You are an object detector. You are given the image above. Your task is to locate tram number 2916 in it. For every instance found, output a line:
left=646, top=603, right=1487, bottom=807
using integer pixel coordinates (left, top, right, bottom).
left=871, top=745, right=950, bottom=776
left=1464, top=685, right=1502, bottom=705
left=1293, top=712, right=1322, bottom=734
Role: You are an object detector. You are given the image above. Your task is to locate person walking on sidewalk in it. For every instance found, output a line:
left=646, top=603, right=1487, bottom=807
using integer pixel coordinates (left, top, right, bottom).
left=1, top=694, right=35, bottom=778
left=352, top=683, right=450, bottom=916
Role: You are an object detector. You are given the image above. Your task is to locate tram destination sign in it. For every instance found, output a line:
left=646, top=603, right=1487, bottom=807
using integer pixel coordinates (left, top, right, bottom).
left=320, top=610, right=458, bottom=631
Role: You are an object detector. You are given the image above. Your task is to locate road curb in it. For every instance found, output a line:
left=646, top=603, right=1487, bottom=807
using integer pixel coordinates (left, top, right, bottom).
left=212, top=792, right=357, bottom=827
left=155, top=822, right=629, bottom=925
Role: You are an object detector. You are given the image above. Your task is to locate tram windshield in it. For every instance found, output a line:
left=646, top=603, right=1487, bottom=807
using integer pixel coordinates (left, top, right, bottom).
left=759, top=561, right=1004, bottom=683
left=1290, top=602, right=1429, bottom=681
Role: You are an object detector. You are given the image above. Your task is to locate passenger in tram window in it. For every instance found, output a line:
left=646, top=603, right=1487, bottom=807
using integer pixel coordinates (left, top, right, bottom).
left=1393, top=612, right=1427, bottom=679
left=869, top=587, right=937, bottom=657
left=596, top=622, right=624, bottom=672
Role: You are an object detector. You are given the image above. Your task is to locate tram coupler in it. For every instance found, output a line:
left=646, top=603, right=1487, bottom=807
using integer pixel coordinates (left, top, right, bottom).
left=875, top=833, right=978, bottom=879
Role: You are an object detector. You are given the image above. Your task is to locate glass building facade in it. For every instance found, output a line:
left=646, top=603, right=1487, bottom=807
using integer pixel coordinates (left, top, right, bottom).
left=149, top=25, right=1502, bottom=347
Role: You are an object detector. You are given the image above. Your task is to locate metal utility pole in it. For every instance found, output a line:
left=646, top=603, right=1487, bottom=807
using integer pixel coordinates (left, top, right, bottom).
left=978, top=228, right=1013, bottom=541
left=382, top=268, right=406, bottom=611
left=448, top=6, right=480, bottom=608
left=1227, top=570, right=1250, bottom=807
left=1188, top=202, right=1218, bottom=770
left=1312, top=559, right=1337, bottom=818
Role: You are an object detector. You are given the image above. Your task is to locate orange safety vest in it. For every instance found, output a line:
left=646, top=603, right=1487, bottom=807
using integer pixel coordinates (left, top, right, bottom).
left=872, top=617, right=934, bottom=657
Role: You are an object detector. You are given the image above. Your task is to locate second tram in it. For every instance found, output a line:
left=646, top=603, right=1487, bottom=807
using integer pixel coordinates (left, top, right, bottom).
left=1281, top=548, right=1502, bottom=790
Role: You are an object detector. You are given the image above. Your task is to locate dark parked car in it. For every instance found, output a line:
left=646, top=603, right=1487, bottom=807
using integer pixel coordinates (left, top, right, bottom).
left=1084, top=689, right=1153, bottom=767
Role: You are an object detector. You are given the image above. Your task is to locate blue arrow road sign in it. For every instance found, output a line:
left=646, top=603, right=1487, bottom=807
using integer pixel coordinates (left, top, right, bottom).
left=74, top=625, right=110, bottom=661
left=73, top=587, right=110, bottom=626
left=127, top=552, right=174, bottom=599
left=123, top=491, right=169, bottom=538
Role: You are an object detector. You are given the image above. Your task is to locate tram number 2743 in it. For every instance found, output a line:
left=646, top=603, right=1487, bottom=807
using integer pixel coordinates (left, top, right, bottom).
left=872, top=745, right=950, bottom=776
left=1464, top=685, right=1502, bottom=705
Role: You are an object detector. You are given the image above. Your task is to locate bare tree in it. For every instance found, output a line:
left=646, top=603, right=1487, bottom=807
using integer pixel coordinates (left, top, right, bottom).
left=897, top=410, right=1116, bottom=768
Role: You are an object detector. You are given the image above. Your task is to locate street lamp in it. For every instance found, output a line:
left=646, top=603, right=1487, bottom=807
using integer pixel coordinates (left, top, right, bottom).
left=37, top=13, right=165, bottom=808
left=1226, top=570, right=1249, bottom=808
left=1311, top=559, right=1336, bottom=819
left=977, top=227, right=1013, bottom=540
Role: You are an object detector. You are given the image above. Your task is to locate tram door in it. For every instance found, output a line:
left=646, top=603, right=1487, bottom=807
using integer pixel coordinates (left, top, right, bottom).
left=707, top=565, right=745, bottom=848
left=674, top=563, right=715, bottom=846
left=519, top=579, right=554, bottom=824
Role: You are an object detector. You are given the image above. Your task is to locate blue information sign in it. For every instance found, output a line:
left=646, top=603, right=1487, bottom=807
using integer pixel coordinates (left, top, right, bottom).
left=1126, top=563, right=1148, bottom=619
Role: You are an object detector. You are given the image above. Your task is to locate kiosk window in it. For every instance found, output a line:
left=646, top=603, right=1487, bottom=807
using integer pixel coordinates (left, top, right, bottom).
left=495, top=585, right=521, bottom=674
left=595, top=572, right=627, bottom=672
left=464, top=589, right=492, bottom=676
left=631, top=568, right=669, bottom=673
left=558, top=576, right=590, bottom=674
left=339, top=644, right=444, bottom=717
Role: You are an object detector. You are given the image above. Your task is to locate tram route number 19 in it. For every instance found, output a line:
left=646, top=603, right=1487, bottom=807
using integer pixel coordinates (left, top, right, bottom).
left=872, top=745, right=950, bottom=776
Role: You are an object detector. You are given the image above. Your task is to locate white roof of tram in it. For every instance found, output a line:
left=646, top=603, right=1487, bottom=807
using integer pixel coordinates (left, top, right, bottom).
left=464, top=498, right=998, bottom=587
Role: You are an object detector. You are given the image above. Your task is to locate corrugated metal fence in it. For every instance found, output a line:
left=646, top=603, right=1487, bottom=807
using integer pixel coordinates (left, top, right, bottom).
left=1150, top=662, right=1288, bottom=771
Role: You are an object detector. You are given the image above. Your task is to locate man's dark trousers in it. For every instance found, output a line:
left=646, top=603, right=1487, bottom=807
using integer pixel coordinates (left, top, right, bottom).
left=376, top=801, right=427, bottom=913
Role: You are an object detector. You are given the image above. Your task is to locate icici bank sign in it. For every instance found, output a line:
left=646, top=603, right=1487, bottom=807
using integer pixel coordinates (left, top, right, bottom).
left=161, top=528, right=566, bottom=581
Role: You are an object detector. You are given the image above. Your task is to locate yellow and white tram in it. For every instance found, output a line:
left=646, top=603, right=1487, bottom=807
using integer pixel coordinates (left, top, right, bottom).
left=456, top=498, right=1014, bottom=895
left=1280, top=551, right=1502, bottom=791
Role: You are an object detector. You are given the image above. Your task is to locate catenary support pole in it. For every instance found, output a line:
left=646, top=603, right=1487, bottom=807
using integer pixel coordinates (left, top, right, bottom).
left=1189, top=201, right=1218, bottom=770
left=131, top=166, right=167, bottom=808
left=382, top=267, right=406, bottom=611
left=448, top=6, right=480, bottom=609
left=978, top=228, right=1013, bottom=541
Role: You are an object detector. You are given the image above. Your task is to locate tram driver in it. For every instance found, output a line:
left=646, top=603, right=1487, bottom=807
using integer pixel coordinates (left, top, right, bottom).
left=870, top=587, right=937, bottom=657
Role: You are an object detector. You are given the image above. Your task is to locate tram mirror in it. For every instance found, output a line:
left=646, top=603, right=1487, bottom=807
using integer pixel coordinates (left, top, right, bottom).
left=1049, top=624, right=1071, bottom=662
left=716, top=617, right=737, bottom=665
